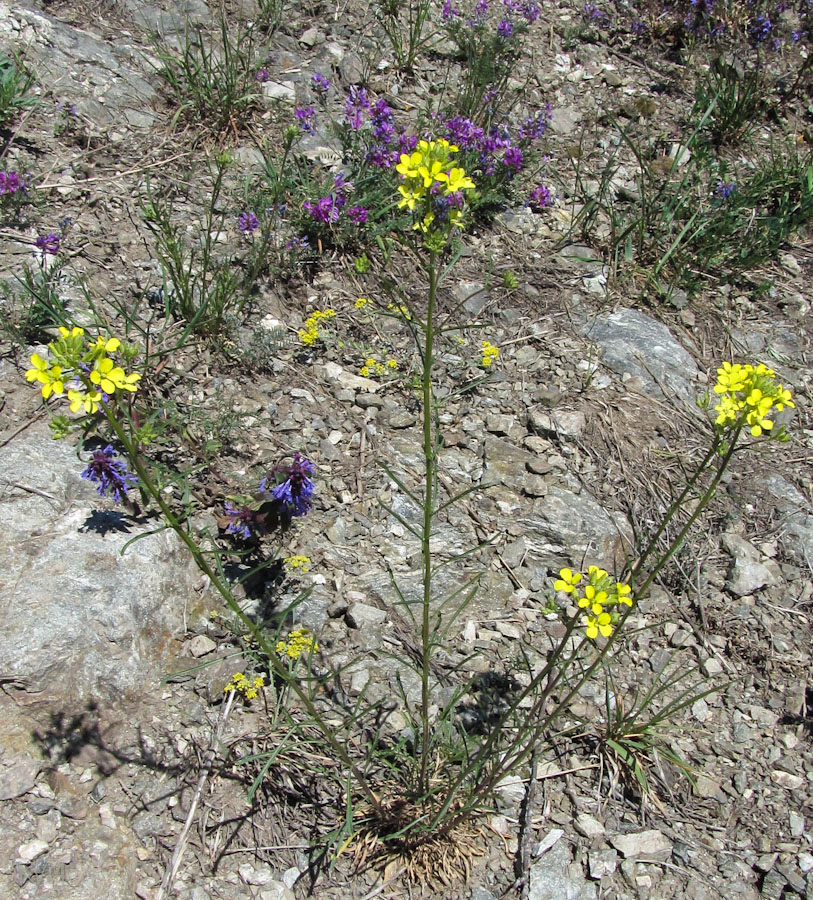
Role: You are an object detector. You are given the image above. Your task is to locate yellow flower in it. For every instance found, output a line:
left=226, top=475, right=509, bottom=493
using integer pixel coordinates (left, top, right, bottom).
left=360, top=365, right=370, bottom=376
left=396, top=151, right=423, bottom=179
left=26, top=354, right=65, bottom=399
left=276, top=627, right=318, bottom=659
left=614, top=582, right=633, bottom=607
left=585, top=611, right=613, bottom=640
left=89, top=357, right=141, bottom=395
left=58, top=326, right=84, bottom=339
left=366, top=357, right=376, bottom=367
left=284, top=555, right=311, bottom=572
left=578, top=584, right=608, bottom=615
left=386, top=359, right=398, bottom=370
left=68, top=388, right=102, bottom=414
left=553, top=567, right=582, bottom=594
left=481, top=341, right=499, bottom=367
left=355, top=297, right=368, bottom=309
left=438, top=166, right=475, bottom=194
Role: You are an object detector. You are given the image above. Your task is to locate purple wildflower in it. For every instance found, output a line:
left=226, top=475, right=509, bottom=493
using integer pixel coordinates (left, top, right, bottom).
left=35, top=232, right=61, bottom=259
left=749, top=15, right=772, bottom=42
left=295, top=105, right=316, bottom=134
left=345, top=86, right=371, bottom=130
left=312, top=71, right=330, bottom=93
left=474, top=0, right=490, bottom=21
left=442, top=0, right=461, bottom=18
left=303, top=195, right=343, bottom=224
left=256, top=67, right=270, bottom=82
left=397, top=133, right=419, bottom=155
left=238, top=211, right=260, bottom=233
left=522, top=2, right=540, bottom=23
left=503, top=146, right=523, bottom=173
left=371, top=99, right=395, bottom=143
left=347, top=205, right=369, bottom=224
left=518, top=105, right=552, bottom=141
left=81, top=445, right=138, bottom=503
left=715, top=181, right=736, bottom=199
left=261, top=453, right=315, bottom=517
left=223, top=502, right=265, bottom=540
left=497, top=19, right=514, bottom=38
left=529, top=183, right=553, bottom=210
left=0, top=171, right=24, bottom=195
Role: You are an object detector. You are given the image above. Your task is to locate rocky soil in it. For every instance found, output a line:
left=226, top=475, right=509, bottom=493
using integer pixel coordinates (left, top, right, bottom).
left=1, top=0, right=812, bottom=898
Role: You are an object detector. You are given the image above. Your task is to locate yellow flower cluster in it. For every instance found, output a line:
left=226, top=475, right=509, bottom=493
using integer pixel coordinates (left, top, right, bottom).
left=354, top=297, right=369, bottom=309
left=481, top=341, right=500, bottom=367
left=298, top=308, right=336, bottom=346
left=275, top=627, right=318, bottom=660
left=396, top=139, right=476, bottom=239
left=713, top=362, right=794, bottom=437
left=359, top=356, right=398, bottom=377
left=284, top=554, right=311, bottom=572
left=553, top=565, right=633, bottom=640
left=224, top=671, right=265, bottom=700
left=25, top=326, right=140, bottom=414
left=386, top=302, right=412, bottom=321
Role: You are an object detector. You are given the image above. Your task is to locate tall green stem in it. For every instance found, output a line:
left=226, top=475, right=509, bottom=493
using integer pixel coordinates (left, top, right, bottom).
left=104, top=408, right=385, bottom=817
left=419, top=250, right=439, bottom=795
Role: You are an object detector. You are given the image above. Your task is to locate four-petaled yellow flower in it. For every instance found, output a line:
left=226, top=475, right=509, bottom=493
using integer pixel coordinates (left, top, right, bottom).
left=553, top=567, right=581, bottom=594
left=585, top=612, right=613, bottom=640
left=712, top=361, right=795, bottom=439
left=26, top=354, right=65, bottom=399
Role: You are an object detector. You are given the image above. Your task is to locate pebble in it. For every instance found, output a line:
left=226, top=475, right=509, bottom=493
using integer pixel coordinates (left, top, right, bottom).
left=575, top=813, right=606, bottom=838
left=610, top=829, right=673, bottom=861
left=188, top=635, right=217, bottom=657
left=588, top=848, right=618, bottom=879
left=0, top=758, right=42, bottom=800
left=17, top=839, right=49, bottom=862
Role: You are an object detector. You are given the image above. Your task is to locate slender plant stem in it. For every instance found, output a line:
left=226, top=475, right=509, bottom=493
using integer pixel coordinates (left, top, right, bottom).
left=104, top=408, right=385, bottom=817
left=419, top=250, right=439, bottom=795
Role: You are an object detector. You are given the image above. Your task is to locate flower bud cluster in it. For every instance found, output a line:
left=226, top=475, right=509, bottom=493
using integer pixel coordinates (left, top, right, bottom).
left=553, top=565, right=633, bottom=640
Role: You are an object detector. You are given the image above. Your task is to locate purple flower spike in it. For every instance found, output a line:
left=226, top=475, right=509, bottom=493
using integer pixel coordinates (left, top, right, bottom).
left=238, top=211, right=260, bottom=234
left=497, top=19, right=514, bottom=38
left=312, top=72, right=330, bottom=93
left=529, top=182, right=553, bottom=210
left=344, top=86, right=371, bottom=130
left=81, top=445, right=138, bottom=503
left=262, top=453, right=315, bottom=517
left=347, top=205, right=369, bottom=225
left=35, top=232, right=61, bottom=259
left=295, top=105, right=316, bottom=134
left=223, top=502, right=265, bottom=540
left=504, top=146, right=523, bottom=173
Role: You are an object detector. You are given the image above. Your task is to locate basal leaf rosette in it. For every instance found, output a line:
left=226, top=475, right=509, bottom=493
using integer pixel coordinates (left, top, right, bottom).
left=395, top=138, right=476, bottom=248
left=710, top=362, right=794, bottom=440
left=553, top=565, right=633, bottom=640
left=25, top=327, right=141, bottom=415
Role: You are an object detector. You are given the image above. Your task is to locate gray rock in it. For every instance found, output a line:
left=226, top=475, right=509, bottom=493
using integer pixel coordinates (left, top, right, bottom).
left=760, top=474, right=813, bottom=568
left=610, top=829, right=673, bottom=861
left=188, top=635, right=217, bottom=658
left=581, top=308, right=698, bottom=402
left=530, top=839, right=597, bottom=900
left=262, top=81, right=297, bottom=103
left=588, top=849, right=618, bottom=879
left=339, top=51, right=365, bottom=84
left=575, top=813, right=606, bottom=839
left=518, top=485, right=629, bottom=570
left=0, top=757, right=42, bottom=800
left=0, top=428, right=205, bottom=700
left=722, top=533, right=776, bottom=596
left=550, top=106, right=582, bottom=135
left=453, top=281, right=488, bottom=315
left=528, top=409, right=586, bottom=440
left=346, top=602, right=387, bottom=630
left=558, top=245, right=604, bottom=273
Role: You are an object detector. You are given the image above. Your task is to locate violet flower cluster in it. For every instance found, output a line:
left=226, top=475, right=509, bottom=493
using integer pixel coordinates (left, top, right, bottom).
left=35, top=232, right=61, bottom=260
left=261, top=453, right=315, bottom=518
left=223, top=503, right=266, bottom=540
left=81, top=445, right=138, bottom=503
left=238, top=211, right=260, bottom=234
left=0, top=171, right=25, bottom=196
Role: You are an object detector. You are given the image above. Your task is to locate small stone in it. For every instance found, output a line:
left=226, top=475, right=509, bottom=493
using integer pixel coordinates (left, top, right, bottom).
left=588, top=848, right=618, bottom=879
left=702, top=658, right=723, bottom=676
left=575, top=813, right=606, bottom=839
left=486, top=413, right=515, bottom=435
left=389, top=410, right=417, bottom=429
left=691, top=698, right=710, bottom=722
left=259, top=883, right=295, bottom=900
left=355, top=393, right=384, bottom=409
left=694, top=775, right=724, bottom=800
left=772, top=770, right=804, bottom=790
left=262, top=81, right=296, bottom=103
left=188, top=635, right=217, bottom=657
left=239, top=862, right=274, bottom=885
left=760, top=868, right=787, bottom=900
left=798, top=852, right=813, bottom=873
left=534, top=828, right=564, bottom=856
left=0, top=758, right=42, bottom=800
left=17, top=839, right=49, bottom=862
left=282, top=866, right=300, bottom=889
left=732, top=723, right=753, bottom=743
left=611, top=829, right=672, bottom=861
left=98, top=803, right=117, bottom=829
left=346, top=603, right=386, bottom=630
left=523, top=474, right=549, bottom=498
left=299, top=27, right=320, bottom=46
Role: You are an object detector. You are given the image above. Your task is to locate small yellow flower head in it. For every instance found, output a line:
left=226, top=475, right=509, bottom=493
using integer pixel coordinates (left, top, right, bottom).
left=712, top=361, right=795, bottom=440
left=276, top=627, right=318, bottom=660
left=355, top=297, right=369, bottom=309
left=553, top=568, right=582, bottom=594
left=359, top=365, right=370, bottom=377
left=386, top=359, right=398, bottom=370
left=224, top=671, right=263, bottom=701
left=284, top=554, right=311, bottom=572
left=481, top=341, right=500, bottom=368
left=585, top=611, right=613, bottom=640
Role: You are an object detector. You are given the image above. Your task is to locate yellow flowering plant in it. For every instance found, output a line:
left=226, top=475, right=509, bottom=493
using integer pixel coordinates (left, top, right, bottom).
left=25, top=326, right=141, bottom=415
